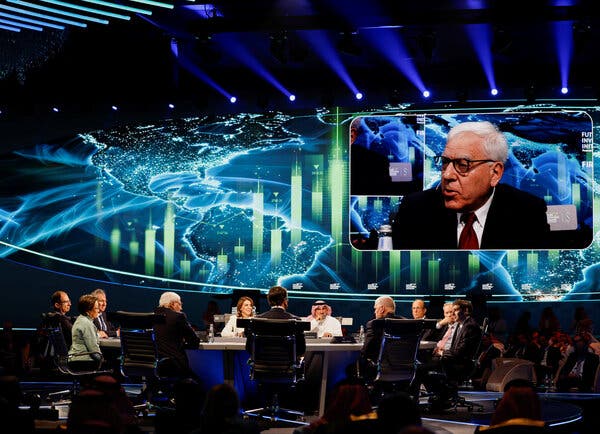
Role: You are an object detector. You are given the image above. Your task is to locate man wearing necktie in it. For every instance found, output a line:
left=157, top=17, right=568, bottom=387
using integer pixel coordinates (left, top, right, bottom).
left=91, top=288, right=118, bottom=338
left=392, top=121, right=550, bottom=250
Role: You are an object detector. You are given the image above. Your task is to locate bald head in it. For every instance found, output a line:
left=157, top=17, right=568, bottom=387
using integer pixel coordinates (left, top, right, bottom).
left=374, top=296, right=395, bottom=319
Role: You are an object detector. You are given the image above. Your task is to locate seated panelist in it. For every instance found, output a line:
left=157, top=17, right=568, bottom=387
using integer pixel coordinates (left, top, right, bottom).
left=306, top=300, right=342, bottom=338
left=221, top=296, right=255, bottom=338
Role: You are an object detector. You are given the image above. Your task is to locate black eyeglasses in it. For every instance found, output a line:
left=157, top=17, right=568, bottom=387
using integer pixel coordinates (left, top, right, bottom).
left=434, top=155, right=496, bottom=174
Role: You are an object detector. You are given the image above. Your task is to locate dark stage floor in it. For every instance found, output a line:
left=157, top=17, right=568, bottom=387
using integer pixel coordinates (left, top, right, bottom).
left=15, top=382, right=600, bottom=434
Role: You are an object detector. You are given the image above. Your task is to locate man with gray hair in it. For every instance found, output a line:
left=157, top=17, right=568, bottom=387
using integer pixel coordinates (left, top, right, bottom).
left=359, top=296, right=401, bottom=379
left=91, top=288, right=118, bottom=338
left=392, top=120, right=550, bottom=249
left=154, top=291, right=199, bottom=378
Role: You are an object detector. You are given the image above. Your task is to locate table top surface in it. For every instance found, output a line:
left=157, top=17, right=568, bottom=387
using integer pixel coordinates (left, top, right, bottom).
left=100, top=336, right=437, bottom=351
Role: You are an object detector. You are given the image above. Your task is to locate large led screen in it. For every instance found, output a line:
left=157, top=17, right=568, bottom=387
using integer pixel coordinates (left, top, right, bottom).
left=1, top=106, right=599, bottom=302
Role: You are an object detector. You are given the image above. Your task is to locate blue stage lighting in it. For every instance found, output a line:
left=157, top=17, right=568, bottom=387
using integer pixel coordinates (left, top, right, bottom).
left=491, top=88, right=499, bottom=96
left=289, top=94, right=296, bottom=102
left=355, top=92, right=363, bottom=100
left=422, top=90, right=430, bottom=98
left=561, top=87, right=569, bottom=95
left=229, top=96, right=237, bottom=103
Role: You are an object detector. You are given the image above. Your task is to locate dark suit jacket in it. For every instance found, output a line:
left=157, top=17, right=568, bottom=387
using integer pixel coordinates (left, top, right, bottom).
left=245, top=307, right=306, bottom=356
left=557, top=351, right=600, bottom=392
left=93, top=312, right=118, bottom=338
left=153, top=307, right=200, bottom=376
left=361, top=313, right=401, bottom=363
left=392, top=184, right=550, bottom=250
left=444, top=316, right=482, bottom=364
left=43, top=311, right=74, bottom=347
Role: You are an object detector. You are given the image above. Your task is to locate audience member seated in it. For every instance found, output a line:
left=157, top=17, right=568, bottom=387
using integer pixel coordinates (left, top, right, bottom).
left=538, top=307, right=561, bottom=338
left=504, top=332, right=540, bottom=363
left=91, top=289, right=118, bottom=338
left=306, top=300, right=342, bottom=338
left=534, top=333, right=562, bottom=387
left=66, top=388, right=125, bottom=434
left=153, top=292, right=200, bottom=379
left=476, top=379, right=546, bottom=433
left=556, top=333, right=600, bottom=393
left=0, top=375, right=35, bottom=434
left=69, top=294, right=104, bottom=372
left=192, top=383, right=260, bottom=434
left=377, top=392, right=422, bottom=434
left=293, top=381, right=375, bottom=434
left=221, top=296, right=255, bottom=338
left=570, top=306, right=592, bottom=335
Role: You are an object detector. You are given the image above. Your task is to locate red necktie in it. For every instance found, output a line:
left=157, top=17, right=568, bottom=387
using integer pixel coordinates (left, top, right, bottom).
left=458, top=212, right=479, bottom=249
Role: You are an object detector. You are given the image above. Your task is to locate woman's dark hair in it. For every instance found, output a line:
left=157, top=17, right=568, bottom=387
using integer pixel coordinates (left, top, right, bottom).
left=78, top=294, right=97, bottom=316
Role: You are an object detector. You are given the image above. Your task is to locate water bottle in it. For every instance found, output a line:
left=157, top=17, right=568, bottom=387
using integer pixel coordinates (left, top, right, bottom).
left=377, top=224, right=393, bottom=251
left=358, top=325, right=365, bottom=343
left=208, top=323, right=215, bottom=343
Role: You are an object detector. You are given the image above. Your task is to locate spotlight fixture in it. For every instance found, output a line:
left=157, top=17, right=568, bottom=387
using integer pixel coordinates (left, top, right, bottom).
left=111, top=105, right=118, bottom=111
left=168, top=103, right=175, bottom=109
left=422, top=90, right=430, bottom=98
left=561, top=87, right=569, bottom=95
left=52, top=106, right=59, bottom=112
left=229, top=96, right=237, bottom=103
left=288, top=94, right=296, bottom=102
left=490, top=88, right=499, bottom=96
left=355, top=92, right=363, bottom=100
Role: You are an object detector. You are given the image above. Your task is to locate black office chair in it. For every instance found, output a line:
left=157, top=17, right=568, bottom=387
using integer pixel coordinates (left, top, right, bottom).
left=371, top=319, right=424, bottom=401
left=109, top=311, right=170, bottom=412
left=430, top=318, right=488, bottom=412
left=44, top=327, right=109, bottom=402
left=241, top=318, right=309, bottom=426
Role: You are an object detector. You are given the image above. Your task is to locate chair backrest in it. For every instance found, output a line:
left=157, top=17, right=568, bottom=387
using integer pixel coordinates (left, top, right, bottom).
left=375, top=319, right=424, bottom=384
left=108, top=311, right=166, bottom=380
left=119, top=328, right=160, bottom=379
left=245, top=319, right=304, bottom=384
left=46, top=327, right=70, bottom=357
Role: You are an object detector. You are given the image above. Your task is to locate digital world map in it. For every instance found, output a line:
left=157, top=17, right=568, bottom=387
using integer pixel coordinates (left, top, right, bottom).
left=1, top=106, right=599, bottom=301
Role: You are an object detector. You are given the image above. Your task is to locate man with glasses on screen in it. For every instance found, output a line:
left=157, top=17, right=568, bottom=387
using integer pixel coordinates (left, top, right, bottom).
left=392, top=121, right=550, bottom=250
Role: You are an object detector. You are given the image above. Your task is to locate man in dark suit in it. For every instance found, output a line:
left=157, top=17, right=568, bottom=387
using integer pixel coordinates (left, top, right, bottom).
left=153, top=291, right=200, bottom=378
left=556, top=333, right=600, bottom=392
left=91, top=289, right=118, bottom=338
left=420, top=299, right=481, bottom=408
left=246, top=285, right=305, bottom=356
left=441, top=299, right=482, bottom=378
left=45, top=290, right=74, bottom=347
left=359, top=296, right=401, bottom=380
left=392, top=121, right=550, bottom=250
